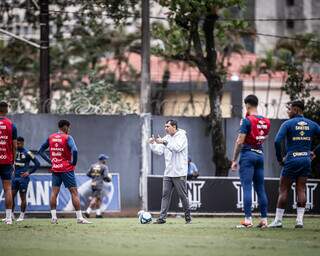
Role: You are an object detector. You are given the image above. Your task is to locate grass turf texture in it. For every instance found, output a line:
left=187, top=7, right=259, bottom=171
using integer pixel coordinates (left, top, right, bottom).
left=1, top=218, right=320, bottom=256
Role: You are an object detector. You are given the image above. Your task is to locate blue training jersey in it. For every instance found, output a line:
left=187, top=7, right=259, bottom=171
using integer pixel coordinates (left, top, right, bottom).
left=274, top=115, right=320, bottom=162
left=15, top=147, right=40, bottom=178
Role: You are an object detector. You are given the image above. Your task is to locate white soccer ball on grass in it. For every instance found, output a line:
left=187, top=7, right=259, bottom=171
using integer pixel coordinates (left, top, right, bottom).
left=138, top=210, right=152, bottom=224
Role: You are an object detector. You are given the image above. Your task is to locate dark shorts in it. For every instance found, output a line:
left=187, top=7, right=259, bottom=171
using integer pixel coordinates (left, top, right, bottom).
left=92, top=186, right=103, bottom=198
left=12, top=177, right=30, bottom=193
left=0, top=164, right=14, bottom=180
left=52, top=171, right=77, bottom=189
left=281, top=157, right=311, bottom=180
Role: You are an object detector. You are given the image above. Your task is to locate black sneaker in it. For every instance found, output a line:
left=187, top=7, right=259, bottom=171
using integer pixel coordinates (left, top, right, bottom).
left=153, top=218, right=166, bottom=224
left=96, top=215, right=103, bottom=218
left=84, top=212, right=90, bottom=218
left=185, top=218, right=192, bottom=224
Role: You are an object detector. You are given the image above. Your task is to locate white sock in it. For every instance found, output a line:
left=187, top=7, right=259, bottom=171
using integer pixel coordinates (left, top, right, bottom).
left=86, top=207, right=92, bottom=214
left=76, top=210, right=83, bottom=219
left=275, top=208, right=285, bottom=221
left=297, top=207, right=305, bottom=222
left=5, top=209, right=12, bottom=220
left=96, top=209, right=101, bottom=216
left=51, top=209, right=57, bottom=219
left=19, top=212, right=25, bottom=219
left=245, top=217, right=252, bottom=223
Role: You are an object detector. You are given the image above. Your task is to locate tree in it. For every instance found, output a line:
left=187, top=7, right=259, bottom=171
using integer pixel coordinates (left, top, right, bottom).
left=0, top=0, right=140, bottom=113
left=152, top=0, right=247, bottom=175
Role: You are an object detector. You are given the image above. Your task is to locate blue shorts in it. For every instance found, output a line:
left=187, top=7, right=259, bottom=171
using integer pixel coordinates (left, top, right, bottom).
left=12, top=177, right=30, bottom=192
left=52, top=171, right=77, bottom=189
left=0, top=164, right=14, bottom=180
left=281, top=157, right=311, bottom=180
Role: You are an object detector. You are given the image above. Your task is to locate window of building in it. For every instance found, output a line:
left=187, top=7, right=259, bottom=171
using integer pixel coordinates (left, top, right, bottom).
left=286, top=20, right=295, bottom=29
left=286, top=0, right=294, bottom=6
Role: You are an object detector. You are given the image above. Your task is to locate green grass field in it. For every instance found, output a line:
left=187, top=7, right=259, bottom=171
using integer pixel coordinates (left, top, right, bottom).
left=1, top=217, right=320, bottom=256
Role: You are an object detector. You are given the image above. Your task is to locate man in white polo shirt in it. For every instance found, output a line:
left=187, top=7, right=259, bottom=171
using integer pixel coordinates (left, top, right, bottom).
left=149, top=119, right=191, bottom=224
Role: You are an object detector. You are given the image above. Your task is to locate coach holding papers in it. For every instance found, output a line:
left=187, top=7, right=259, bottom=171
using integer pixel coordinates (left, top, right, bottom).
left=149, top=120, right=191, bottom=224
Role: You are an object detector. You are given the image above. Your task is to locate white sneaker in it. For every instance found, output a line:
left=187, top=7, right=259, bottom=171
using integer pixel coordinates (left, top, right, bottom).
left=51, top=218, right=58, bottom=224
left=77, top=218, right=92, bottom=224
left=295, top=219, right=303, bottom=228
left=16, top=217, right=24, bottom=222
left=1, top=218, right=6, bottom=222
left=268, top=219, right=283, bottom=228
left=4, top=218, right=12, bottom=225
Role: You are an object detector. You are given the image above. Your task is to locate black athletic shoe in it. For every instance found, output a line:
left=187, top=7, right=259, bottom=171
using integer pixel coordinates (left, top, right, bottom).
left=96, top=215, right=103, bottom=218
left=153, top=218, right=166, bottom=224
left=185, top=218, right=192, bottom=224
left=84, top=212, right=90, bottom=218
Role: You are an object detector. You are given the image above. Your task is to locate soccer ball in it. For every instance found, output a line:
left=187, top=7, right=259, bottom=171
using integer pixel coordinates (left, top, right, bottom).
left=138, top=210, right=152, bottom=224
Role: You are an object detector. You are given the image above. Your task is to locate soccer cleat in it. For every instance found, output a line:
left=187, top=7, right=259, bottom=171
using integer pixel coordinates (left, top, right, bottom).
left=256, top=220, right=268, bottom=229
left=185, top=218, right=192, bottom=224
left=153, top=218, right=166, bottom=224
left=84, top=212, right=90, bottom=218
left=236, top=220, right=253, bottom=228
left=51, top=218, right=58, bottom=224
left=4, top=218, right=13, bottom=225
left=16, top=217, right=24, bottom=222
left=295, top=220, right=303, bottom=229
left=77, top=218, right=92, bottom=224
left=268, top=219, right=283, bottom=228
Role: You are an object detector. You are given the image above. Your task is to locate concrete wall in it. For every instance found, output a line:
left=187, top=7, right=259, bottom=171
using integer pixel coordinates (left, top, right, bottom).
left=9, top=114, right=285, bottom=210
left=9, top=114, right=142, bottom=210
left=151, top=116, right=283, bottom=177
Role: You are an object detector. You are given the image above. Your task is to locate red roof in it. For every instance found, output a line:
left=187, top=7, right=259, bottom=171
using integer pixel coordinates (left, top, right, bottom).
left=99, top=52, right=320, bottom=84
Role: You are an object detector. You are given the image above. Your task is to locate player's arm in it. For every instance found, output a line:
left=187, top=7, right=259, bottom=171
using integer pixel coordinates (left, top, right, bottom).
left=231, top=118, right=249, bottom=171
left=103, top=166, right=112, bottom=183
left=67, top=136, right=78, bottom=166
left=149, top=134, right=165, bottom=155
left=21, top=152, right=40, bottom=177
left=38, top=139, right=52, bottom=164
left=274, top=122, right=288, bottom=165
left=86, top=167, right=93, bottom=178
left=162, top=133, right=187, bottom=153
left=231, top=134, right=246, bottom=165
left=12, top=124, right=17, bottom=165
left=28, top=151, right=40, bottom=174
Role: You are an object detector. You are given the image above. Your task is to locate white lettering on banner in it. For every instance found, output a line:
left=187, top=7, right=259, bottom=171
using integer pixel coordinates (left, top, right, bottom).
left=0, top=140, right=7, bottom=145
left=233, top=181, right=318, bottom=211
left=36, top=181, right=50, bottom=205
left=0, top=155, right=7, bottom=159
left=26, top=182, right=36, bottom=205
left=0, top=136, right=8, bottom=139
left=291, top=183, right=318, bottom=210
left=0, top=125, right=7, bottom=129
left=178, top=181, right=205, bottom=210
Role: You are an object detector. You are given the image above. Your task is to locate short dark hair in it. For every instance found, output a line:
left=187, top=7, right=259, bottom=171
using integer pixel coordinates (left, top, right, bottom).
left=166, top=119, right=178, bottom=129
left=0, top=101, right=8, bottom=113
left=58, top=119, right=71, bottom=128
left=17, top=136, right=24, bottom=142
left=244, top=95, right=259, bottom=107
left=289, top=100, right=304, bottom=111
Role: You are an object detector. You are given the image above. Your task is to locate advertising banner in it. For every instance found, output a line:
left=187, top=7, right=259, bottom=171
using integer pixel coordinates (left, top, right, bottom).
left=147, top=176, right=320, bottom=214
left=0, top=173, right=121, bottom=212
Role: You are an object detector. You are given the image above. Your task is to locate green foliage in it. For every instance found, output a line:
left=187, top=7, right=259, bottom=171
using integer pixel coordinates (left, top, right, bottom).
left=54, top=71, right=132, bottom=114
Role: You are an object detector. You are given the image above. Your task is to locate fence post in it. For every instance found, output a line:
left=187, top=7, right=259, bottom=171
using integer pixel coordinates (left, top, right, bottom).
left=140, top=113, right=151, bottom=210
